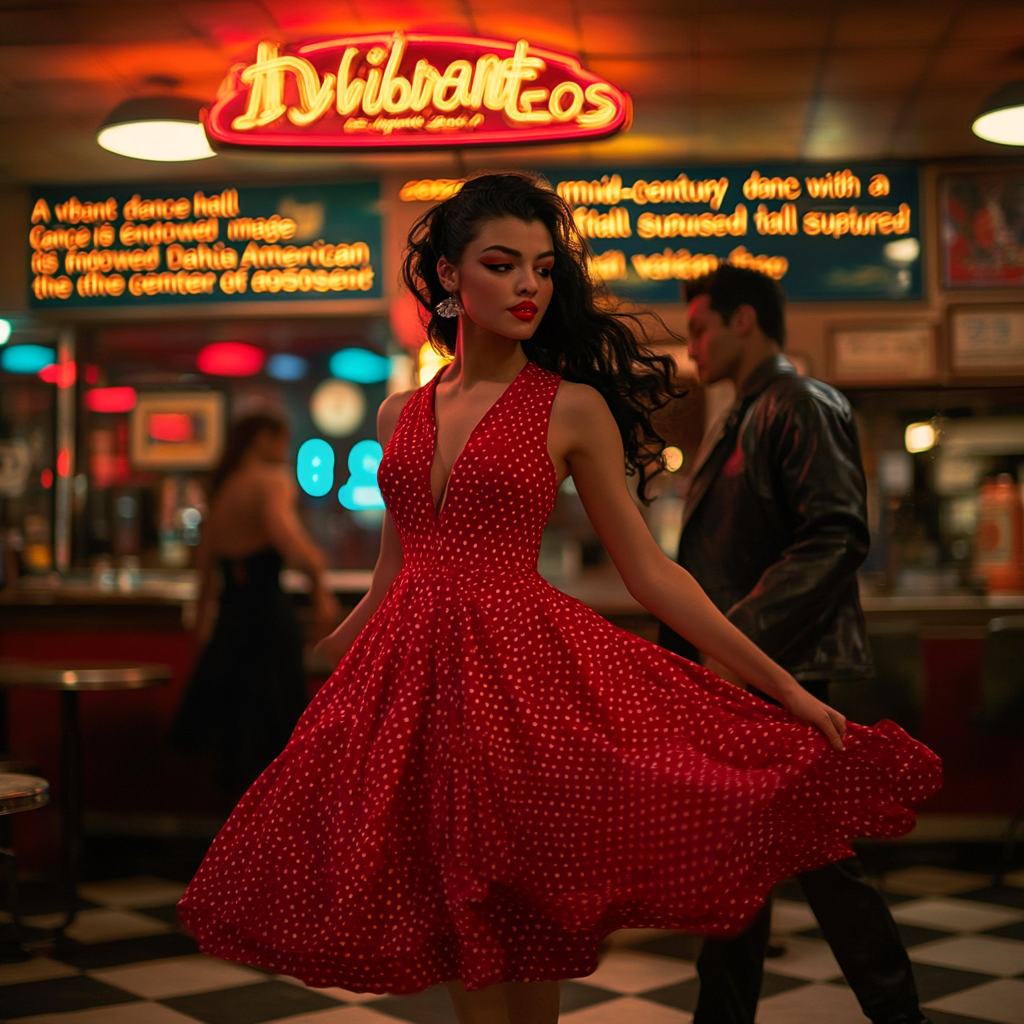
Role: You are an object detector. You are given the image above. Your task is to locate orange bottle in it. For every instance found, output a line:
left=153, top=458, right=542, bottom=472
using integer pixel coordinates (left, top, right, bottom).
left=975, top=474, right=1024, bottom=593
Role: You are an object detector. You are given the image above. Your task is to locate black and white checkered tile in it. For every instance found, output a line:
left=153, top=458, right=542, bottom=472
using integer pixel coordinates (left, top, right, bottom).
left=2, top=868, right=1023, bottom=1023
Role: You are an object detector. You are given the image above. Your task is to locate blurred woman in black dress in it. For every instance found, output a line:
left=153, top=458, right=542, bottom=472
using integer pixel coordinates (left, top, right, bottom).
left=172, top=412, right=338, bottom=797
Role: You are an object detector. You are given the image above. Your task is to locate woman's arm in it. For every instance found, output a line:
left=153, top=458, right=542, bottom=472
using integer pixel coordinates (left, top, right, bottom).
left=261, top=471, right=340, bottom=631
left=313, top=390, right=411, bottom=667
left=552, top=383, right=847, bottom=750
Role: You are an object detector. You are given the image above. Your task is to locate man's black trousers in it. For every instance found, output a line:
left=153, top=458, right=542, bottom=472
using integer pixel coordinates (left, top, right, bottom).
left=692, top=683, right=924, bottom=1024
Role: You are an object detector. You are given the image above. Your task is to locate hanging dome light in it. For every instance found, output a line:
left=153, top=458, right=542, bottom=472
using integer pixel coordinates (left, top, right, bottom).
left=972, top=81, right=1024, bottom=146
left=97, top=96, right=216, bottom=161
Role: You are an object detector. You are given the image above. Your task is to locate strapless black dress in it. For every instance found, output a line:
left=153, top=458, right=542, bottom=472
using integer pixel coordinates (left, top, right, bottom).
left=172, top=547, right=308, bottom=794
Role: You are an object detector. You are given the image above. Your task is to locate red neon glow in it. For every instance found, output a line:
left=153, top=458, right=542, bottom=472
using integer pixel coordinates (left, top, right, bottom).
left=205, top=34, right=631, bottom=151
left=56, top=449, right=70, bottom=478
left=84, top=364, right=100, bottom=385
left=40, top=468, right=53, bottom=489
left=38, top=362, right=77, bottom=387
left=147, top=413, right=194, bottom=443
left=197, top=341, right=265, bottom=376
left=87, top=386, right=137, bottom=413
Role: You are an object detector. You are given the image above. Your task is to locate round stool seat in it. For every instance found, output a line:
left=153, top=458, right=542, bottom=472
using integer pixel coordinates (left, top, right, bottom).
left=0, top=773, right=49, bottom=816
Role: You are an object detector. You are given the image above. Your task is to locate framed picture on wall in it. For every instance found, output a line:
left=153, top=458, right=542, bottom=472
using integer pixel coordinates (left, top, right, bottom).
left=130, top=391, right=226, bottom=470
left=949, top=305, right=1024, bottom=376
left=829, top=325, right=938, bottom=385
left=941, top=171, right=1024, bottom=289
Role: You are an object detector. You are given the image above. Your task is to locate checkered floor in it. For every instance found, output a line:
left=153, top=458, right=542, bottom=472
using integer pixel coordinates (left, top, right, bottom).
left=2, top=868, right=1024, bottom=1024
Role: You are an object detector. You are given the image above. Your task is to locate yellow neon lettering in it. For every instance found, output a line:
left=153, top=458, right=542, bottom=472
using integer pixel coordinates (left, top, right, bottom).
left=433, top=60, right=474, bottom=112
left=636, top=205, right=747, bottom=239
left=590, top=249, right=627, bottom=281
left=804, top=169, right=861, bottom=199
left=572, top=206, right=632, bottom=239
left=754, top=202, right=798, bottom=236
left=743, top=170, right=801, bottom=201
left=549, top=81, right=584, bottom=122
left=337, top=47, right=366, bottom=115
left=228, top=35, right=623, bottom=135
left=502, top=40, right=547, bottom=123
left=31, top=199, right=52, bottom=224
left=869, top=174, right=891, bottom=197
left=577, top=83, right=618, bottom=129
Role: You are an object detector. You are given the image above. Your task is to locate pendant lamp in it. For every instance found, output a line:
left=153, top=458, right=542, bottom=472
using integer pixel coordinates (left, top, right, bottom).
left=97, top=96, right=216, bottom=161
left=972, top=81, right=1024, bottom=146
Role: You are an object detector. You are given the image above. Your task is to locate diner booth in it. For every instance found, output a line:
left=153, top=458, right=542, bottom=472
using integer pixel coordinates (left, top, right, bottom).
left=0, top=35, right=1023, bottom=872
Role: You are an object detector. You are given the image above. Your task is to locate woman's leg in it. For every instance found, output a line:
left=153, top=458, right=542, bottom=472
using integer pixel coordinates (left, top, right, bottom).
left=506, top=981, right=560, bottom=1023
left=447, top=980, right=561, bottom=1024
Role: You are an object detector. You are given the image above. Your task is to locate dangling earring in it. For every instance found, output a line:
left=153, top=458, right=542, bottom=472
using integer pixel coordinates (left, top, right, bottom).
left=435, top=292, right=464, bottom=318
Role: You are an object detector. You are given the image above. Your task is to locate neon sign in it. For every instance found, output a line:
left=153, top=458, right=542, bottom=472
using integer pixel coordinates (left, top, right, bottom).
left=205, top=33, right=631, bottom=149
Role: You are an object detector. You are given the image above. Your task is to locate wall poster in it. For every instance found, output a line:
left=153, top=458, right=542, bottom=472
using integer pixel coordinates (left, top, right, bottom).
left=941, top=171, right=1024, bottom=289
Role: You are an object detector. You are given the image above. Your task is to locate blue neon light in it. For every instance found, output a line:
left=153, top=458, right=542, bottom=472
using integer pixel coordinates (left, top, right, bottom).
left=266, top=353, right=308, bottom=381
left=338, top=440, right=385, bottom=510
left=296, top=438, right=335, bottom=497
left=329, top=348, right=391, bottom=384
left=1, top=344, right=54, bottom=374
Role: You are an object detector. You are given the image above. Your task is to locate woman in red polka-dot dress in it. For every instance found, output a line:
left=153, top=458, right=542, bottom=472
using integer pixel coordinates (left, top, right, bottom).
left=178, top=173, right=941, bottom=1023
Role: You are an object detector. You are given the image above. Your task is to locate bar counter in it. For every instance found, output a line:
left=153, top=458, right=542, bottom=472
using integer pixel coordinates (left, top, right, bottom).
left=2, top=569, right=1022, bottom=850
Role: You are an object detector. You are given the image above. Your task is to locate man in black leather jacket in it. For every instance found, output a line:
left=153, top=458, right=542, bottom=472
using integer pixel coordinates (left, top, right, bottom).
left=658, top=265, right=929, bottom=1024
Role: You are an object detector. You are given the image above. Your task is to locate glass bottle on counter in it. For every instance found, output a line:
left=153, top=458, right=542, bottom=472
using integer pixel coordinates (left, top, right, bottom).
left=974, top=473, right=1024, bottom=593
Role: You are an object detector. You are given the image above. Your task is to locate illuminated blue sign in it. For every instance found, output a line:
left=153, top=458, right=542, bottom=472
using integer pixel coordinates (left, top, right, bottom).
left=329, top=348, right=391, bottom=384
left=296, top=438, right=335, bottom=497
left=1, top=344, right=54, bottom=373
left=338, top=439, right=385, bottom=510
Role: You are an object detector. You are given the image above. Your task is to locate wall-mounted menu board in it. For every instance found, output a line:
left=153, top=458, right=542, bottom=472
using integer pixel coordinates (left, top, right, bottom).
left=28, top=181, right=382, bottom=308
left=540, top=162, right=921, bottom=302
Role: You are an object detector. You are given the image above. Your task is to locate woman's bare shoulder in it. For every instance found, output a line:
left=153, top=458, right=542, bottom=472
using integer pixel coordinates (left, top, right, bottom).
left=377, top=388, right=417, bottom=444
left=551, top=379, right=614, bottom=423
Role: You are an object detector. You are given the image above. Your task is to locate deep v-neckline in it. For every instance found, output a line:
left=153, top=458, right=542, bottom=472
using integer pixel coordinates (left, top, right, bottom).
left=428, top=361, right=529, bottom=521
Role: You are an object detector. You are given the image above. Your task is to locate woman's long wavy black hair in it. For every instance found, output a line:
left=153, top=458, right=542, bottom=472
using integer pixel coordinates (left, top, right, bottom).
left=401, top=170, right=686, bottom=503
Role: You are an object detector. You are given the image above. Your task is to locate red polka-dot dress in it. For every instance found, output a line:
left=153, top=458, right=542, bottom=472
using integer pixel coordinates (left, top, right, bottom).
left=178, top=360, right=942, bottom=994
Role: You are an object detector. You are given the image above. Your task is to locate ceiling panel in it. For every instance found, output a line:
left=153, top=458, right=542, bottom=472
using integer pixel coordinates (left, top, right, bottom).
left=350, top=0, right=473, bottom=33
left=584, top=57, right=693, bottom=102
left=578, top=14, right=692, bottom=57
left=831, top=2, right=958, bottom=48
left=0, top=4, right=195, bottom=45
left=0, top=45, right=119, bottom=83
left=803, top=98, right=904, bottom=160
left=260, top=0, right=363, bottom=36
left=470, top=8, right=580, bottom=52
left=926, top=45, right=1023, bottom=91
left=820, top=47, right=931, bottom=94
left=695, top=52, right=820, bottom=98
left=695, top=10, right=829, bottom=54
left=178, top=2, right=280, bottom=48
left=956, top=1, right=1024, bottom=41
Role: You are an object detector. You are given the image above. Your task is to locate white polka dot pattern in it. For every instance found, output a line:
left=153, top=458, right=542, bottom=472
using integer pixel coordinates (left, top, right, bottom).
left=177, top=360, right=942, bottom=995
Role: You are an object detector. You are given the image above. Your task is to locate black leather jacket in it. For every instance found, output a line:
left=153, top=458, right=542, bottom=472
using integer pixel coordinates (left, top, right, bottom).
left=658, top=355, right=873, bottom=683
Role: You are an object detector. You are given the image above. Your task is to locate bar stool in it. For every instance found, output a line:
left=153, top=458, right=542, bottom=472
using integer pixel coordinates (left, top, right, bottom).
left=0, top=661, right=170, bottom=939
left=0, top=772, right=49, bottom=961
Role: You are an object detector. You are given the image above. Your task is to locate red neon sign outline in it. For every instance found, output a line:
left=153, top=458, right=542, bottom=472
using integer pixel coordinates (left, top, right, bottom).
left=205, top=33, right=631, bottom=150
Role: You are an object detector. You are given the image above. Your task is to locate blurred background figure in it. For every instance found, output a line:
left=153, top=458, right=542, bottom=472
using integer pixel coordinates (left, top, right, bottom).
left=171, top=412, right=339, bottom=800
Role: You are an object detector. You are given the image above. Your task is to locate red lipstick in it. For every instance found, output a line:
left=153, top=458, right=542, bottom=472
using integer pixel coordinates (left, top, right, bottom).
left=508, top=301, right=538, bottom=322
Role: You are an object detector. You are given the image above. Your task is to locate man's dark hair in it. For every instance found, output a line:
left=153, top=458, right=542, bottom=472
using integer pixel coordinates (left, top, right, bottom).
left=684, top=265, right=786, bottom=347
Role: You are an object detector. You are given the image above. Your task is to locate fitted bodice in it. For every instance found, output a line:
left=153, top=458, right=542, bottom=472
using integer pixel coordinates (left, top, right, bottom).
left=377, top=360, right=562, bottom=576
